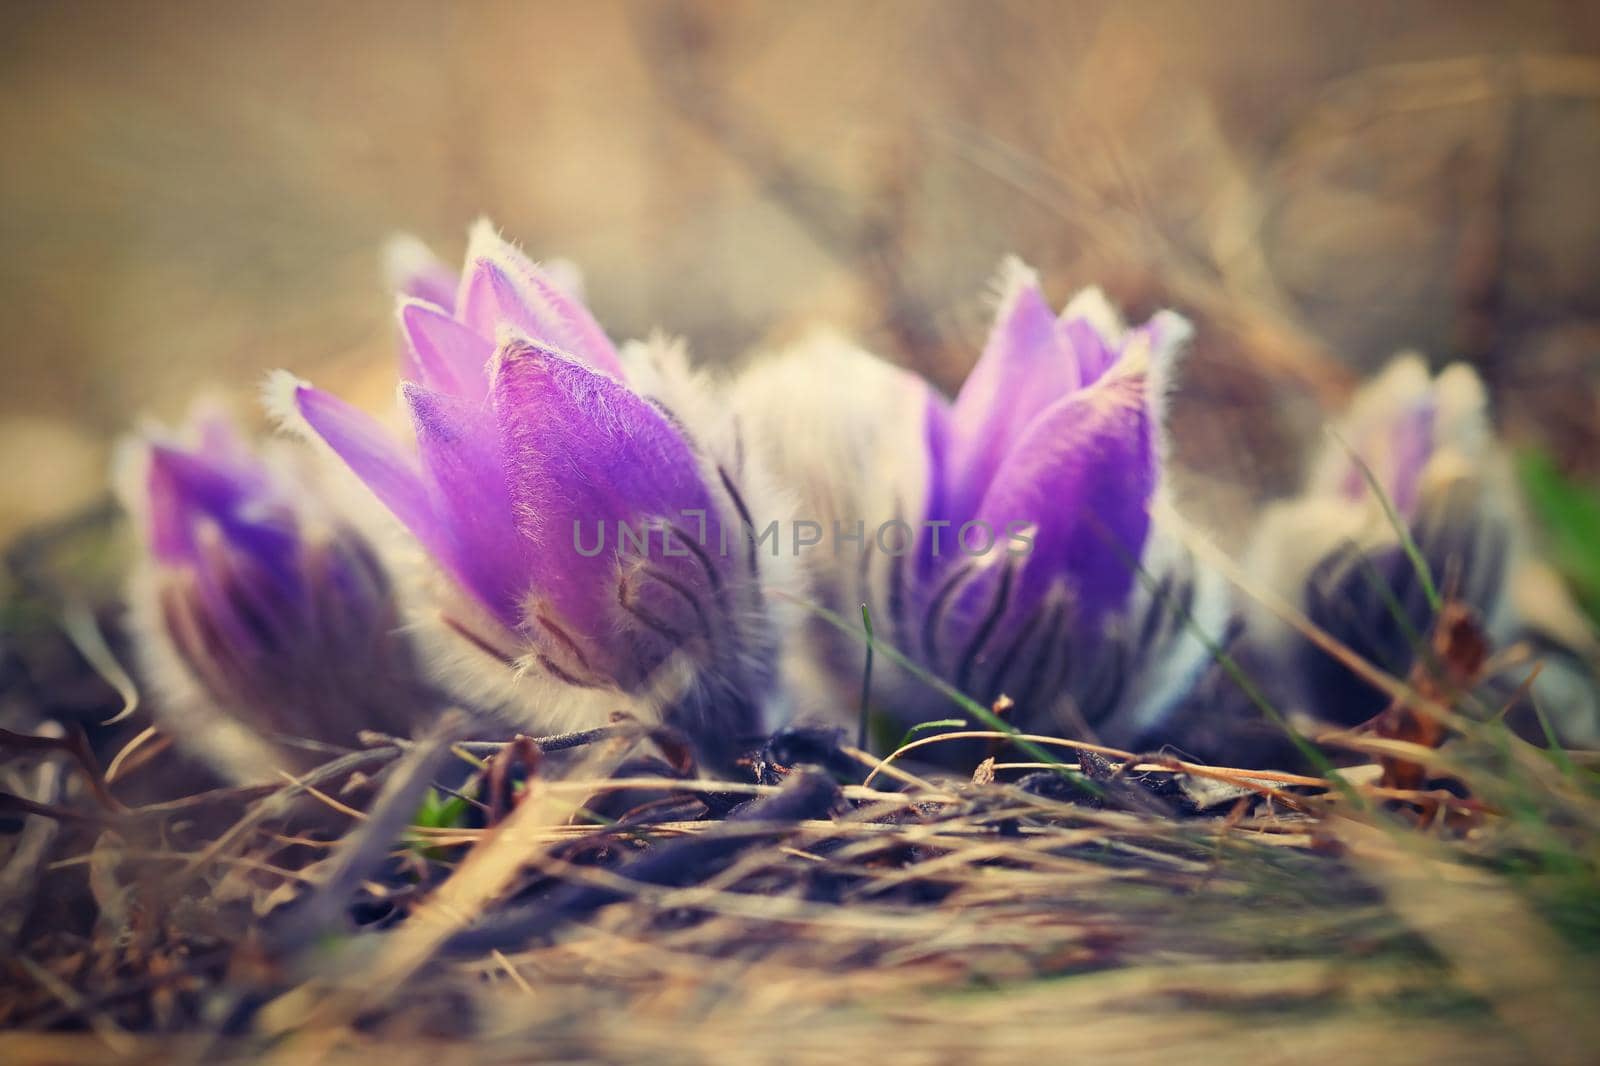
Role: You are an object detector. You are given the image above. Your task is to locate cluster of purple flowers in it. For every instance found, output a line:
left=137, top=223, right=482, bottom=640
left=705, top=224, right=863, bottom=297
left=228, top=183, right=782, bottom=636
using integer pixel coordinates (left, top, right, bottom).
left=116, top=222, right=1597, bottom=780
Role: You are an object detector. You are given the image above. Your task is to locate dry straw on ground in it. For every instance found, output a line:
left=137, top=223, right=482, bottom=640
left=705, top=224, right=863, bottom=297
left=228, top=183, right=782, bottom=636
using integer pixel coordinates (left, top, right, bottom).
left=2, top=655, right=1598, bottom=1065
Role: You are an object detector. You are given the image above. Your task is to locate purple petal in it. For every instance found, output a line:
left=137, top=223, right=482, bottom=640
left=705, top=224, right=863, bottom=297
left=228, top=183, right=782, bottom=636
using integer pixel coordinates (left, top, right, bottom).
left=489, top=340, right=718, bottom=654
left=144, top=444, right=297, bottom=577
left=1057, top=287, right=1127, bottom=386
left=459, top=257, right=548, bottom=346
left=457, top=232, right=624, bottom=378
left=972, top=369, right=1156, bottom=632
left=1060, top=317, right=1117, bottom=387
left=399, top=299, right=494, bottom=400
left=516, top=261, right=623, bottom=378
left=292, top=384, right=448, bottom=563
left=402, top=383, right=530, bottom=629
left=188, top=527, right=304, bottom=663
left=1385, top=398, right=1437, bottom=517
left=946, top=268, right=1080, bottom=521
left=1335, top=396, right=1438, bottom=518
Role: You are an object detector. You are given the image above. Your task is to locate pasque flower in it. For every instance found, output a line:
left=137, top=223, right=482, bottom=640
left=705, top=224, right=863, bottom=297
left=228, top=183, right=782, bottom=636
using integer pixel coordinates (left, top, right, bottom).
left=1246, top=355, right=1599, bottom=744
left=735, top=260, right=1226, bottom=746
left=273, top=222, right=795, bottom=756
left=116, top=406, right=429, bottom=783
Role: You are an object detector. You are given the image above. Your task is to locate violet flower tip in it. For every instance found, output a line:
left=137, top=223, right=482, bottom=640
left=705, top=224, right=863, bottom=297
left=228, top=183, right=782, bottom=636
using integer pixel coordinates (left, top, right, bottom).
left=462, top=217, right=521, bottom=276
left=1060, top=285, right=1123, bottom=339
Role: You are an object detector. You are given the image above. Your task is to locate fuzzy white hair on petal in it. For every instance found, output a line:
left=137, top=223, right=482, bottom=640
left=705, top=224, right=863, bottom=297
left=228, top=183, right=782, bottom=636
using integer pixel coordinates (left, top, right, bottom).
left=1061, top=285, right=1128, bottom=343
left=728, top=331, right=936, bottom=725
left=408, top=602, right=657, bottom=736
left=731, top=331, right=932, bottom=542
left=1135, top=309, right=1193, bottom=462
left=260, top=369, right=315, bottom=437
left=985, top=255, right=1041, bottom=315
left=463, top=215, right=504, bottom=264
left=1431, top=362, right=1492, bottom=464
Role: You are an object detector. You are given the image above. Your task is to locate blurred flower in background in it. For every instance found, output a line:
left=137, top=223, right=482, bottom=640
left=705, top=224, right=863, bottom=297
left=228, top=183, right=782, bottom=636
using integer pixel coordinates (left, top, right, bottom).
left=1245, top=355, right=1599, bottom=744
left=115, top=404, right=431, bottom=783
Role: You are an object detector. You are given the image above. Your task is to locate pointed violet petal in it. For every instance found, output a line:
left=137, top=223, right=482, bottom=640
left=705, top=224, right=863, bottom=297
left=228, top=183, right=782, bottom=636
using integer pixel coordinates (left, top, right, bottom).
left=947, top=265, right=1080, bottom=521
left=973, top=369, right=1157, bottom=632
left=1385, top=397, right=1437, bottom=518
left=1334, top=393, right=1439, bottom=513
left=144, top=444, right=298, bottom=575
left=402, top=383, right=530, bottom=630
left=292, top=384, right=449, bottom=564
left=1057, top=287, right=1127, bottom=386
left=399, top=299, right=494, bottom=400
left=457, top=225, right=624, bottom=378
left=1316, top=354, right=1434, bottom=501
left=459, top=257, right=548, bottom=346
left=1060, top=317, right=1117, bottom=387
left=517, top=264, right=622, bottom=376
left=489, top=340, right=718, bottom=650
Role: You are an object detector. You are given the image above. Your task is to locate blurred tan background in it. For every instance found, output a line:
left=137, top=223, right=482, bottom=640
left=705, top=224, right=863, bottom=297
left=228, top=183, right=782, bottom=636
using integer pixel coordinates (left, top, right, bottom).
left=3, top=0, right=1599, bottom=542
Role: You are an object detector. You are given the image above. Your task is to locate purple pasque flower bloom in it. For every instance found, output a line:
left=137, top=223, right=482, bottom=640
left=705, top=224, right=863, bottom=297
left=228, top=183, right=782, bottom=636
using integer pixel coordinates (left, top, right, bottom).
left=274, top=222, right=793, bottom=755
left=735, top=260, right=1226, bottom=746
left=116, top=405, right=427, bottom=783
left=1247, top=355, right=1599, bottom=744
